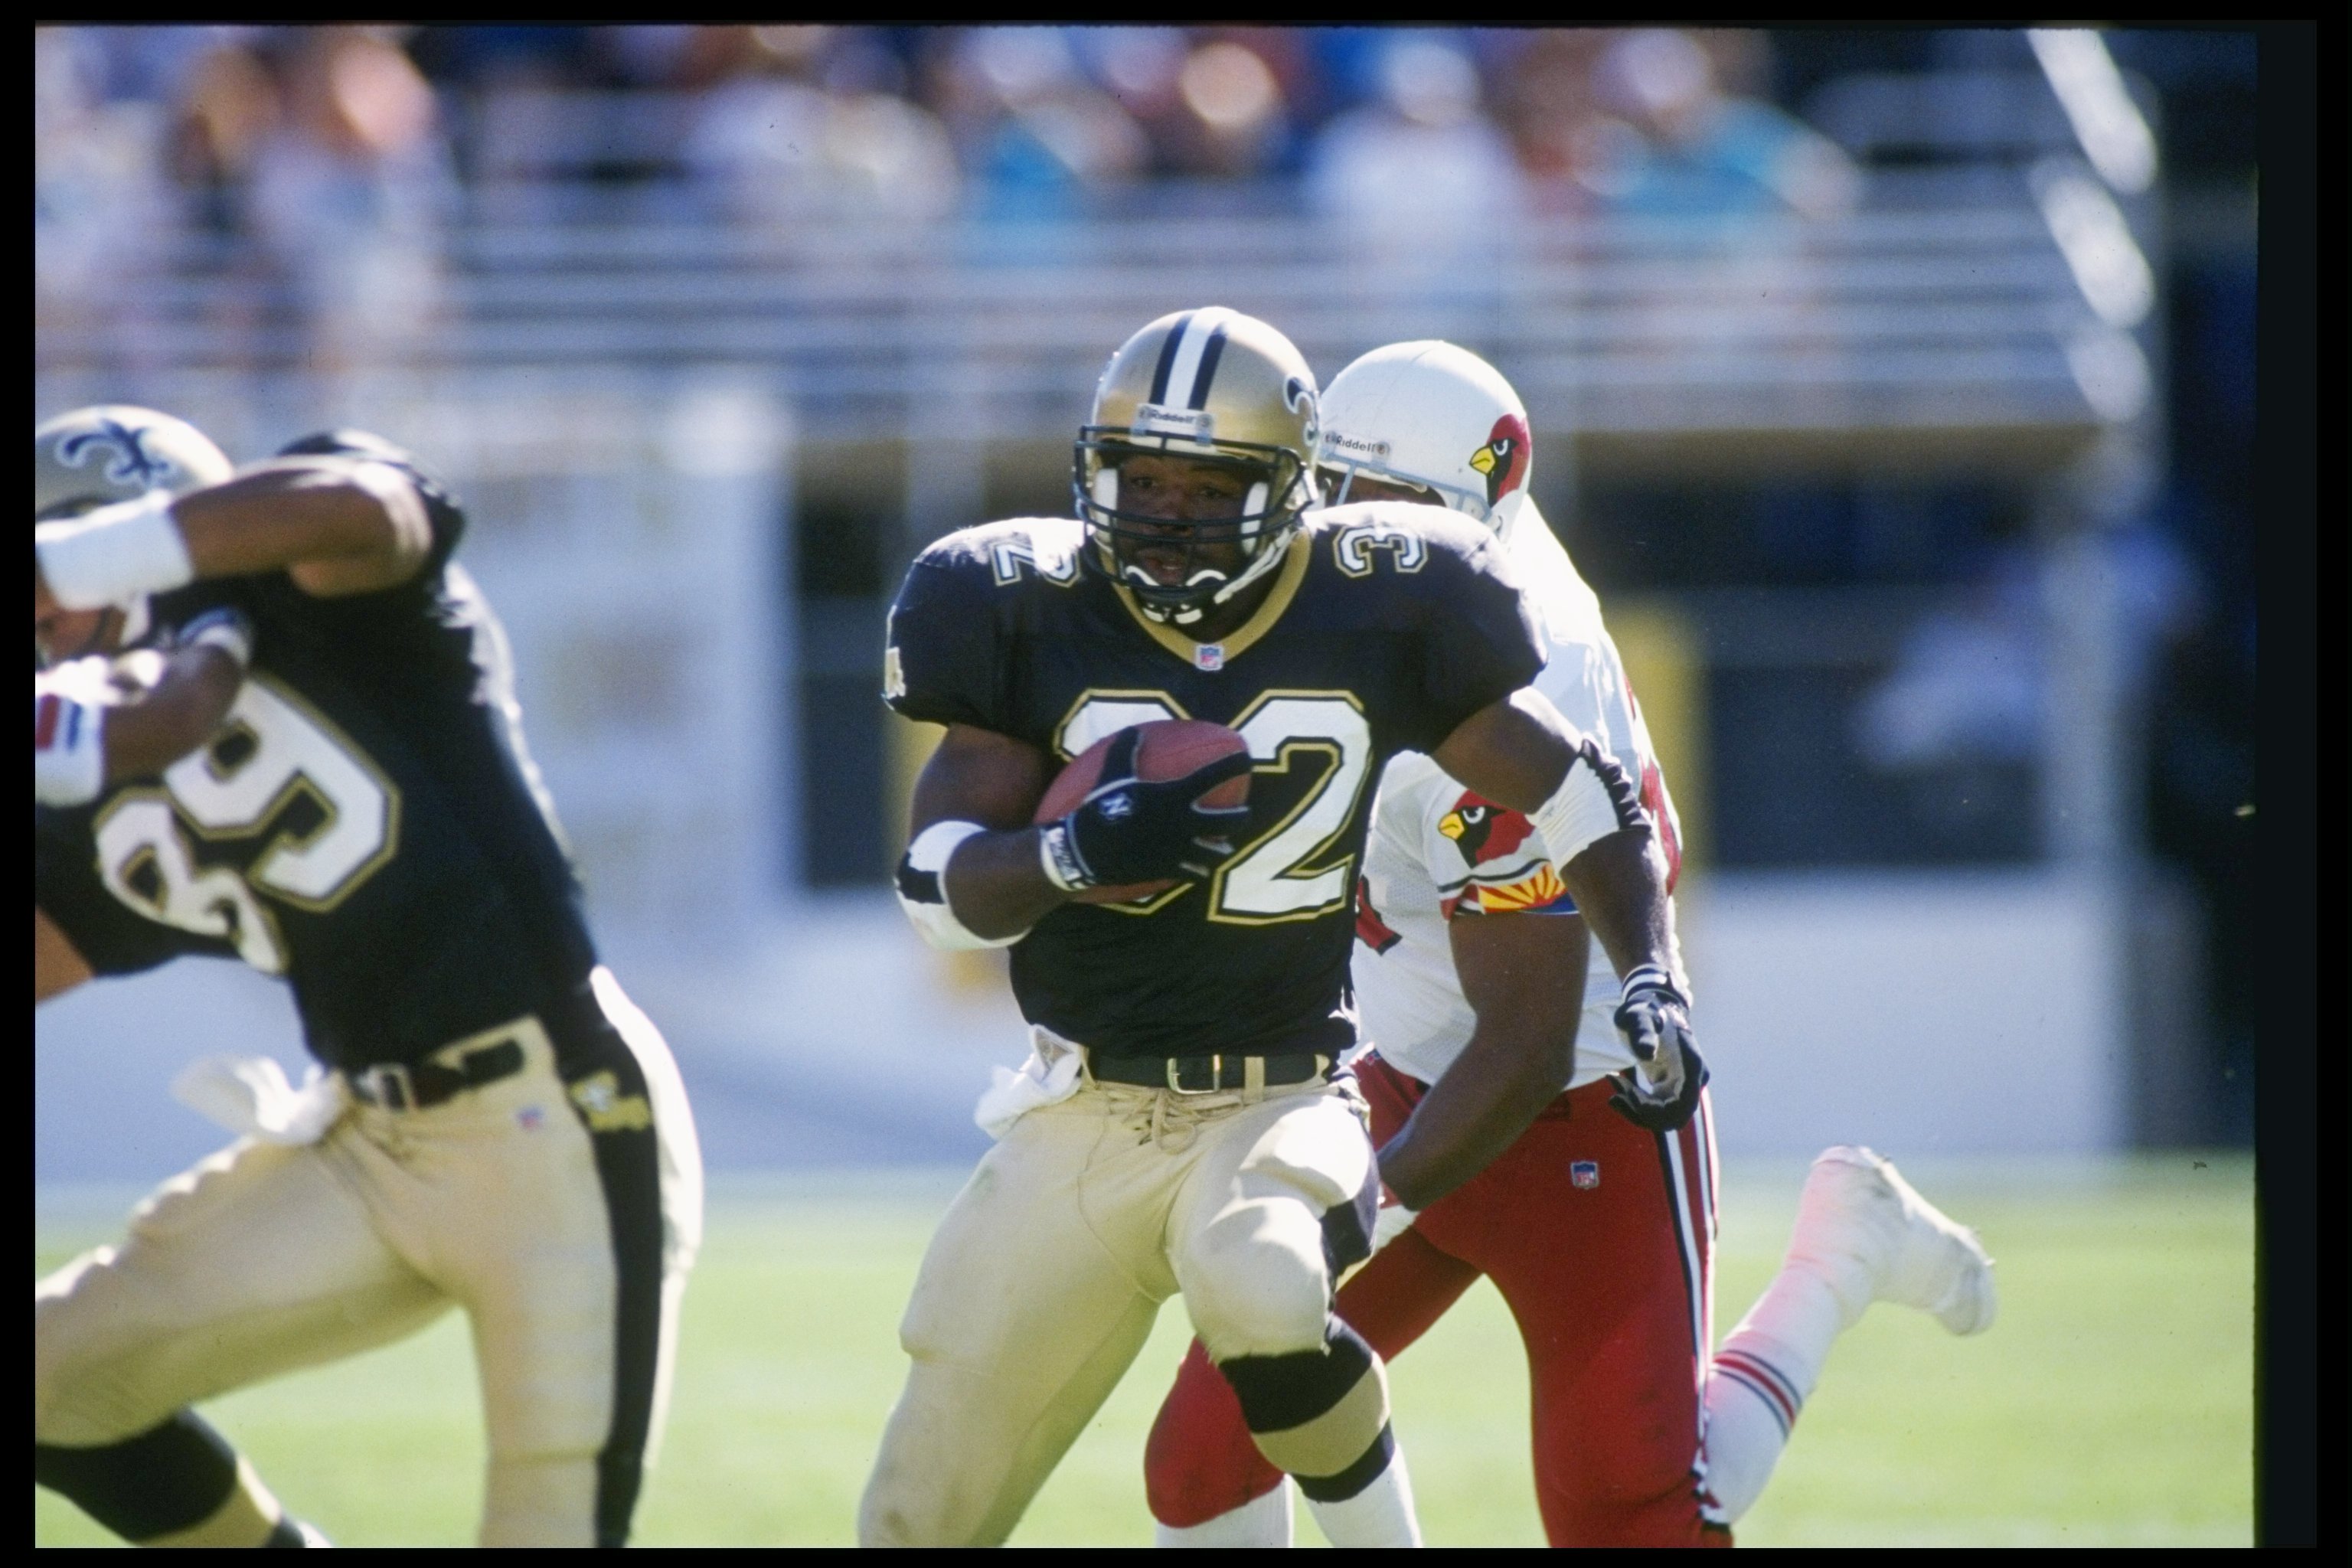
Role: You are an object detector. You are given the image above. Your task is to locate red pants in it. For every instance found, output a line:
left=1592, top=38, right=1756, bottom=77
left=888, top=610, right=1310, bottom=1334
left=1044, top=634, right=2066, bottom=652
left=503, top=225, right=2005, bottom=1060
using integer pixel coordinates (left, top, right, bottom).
left=1145, top=1054, right=1728, bottom=1547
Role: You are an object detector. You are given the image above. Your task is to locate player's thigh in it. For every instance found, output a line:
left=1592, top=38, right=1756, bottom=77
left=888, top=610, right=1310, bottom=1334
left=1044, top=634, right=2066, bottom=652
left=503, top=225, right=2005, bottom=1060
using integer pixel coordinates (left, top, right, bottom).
left=899, top=1102, right=1158, bottom=1369
left=35, top=1134, right=448, bottom=1445
left=1468, top=1093, right=1714, bottom=1541
left=1169, top=1086, right=1377, bottom=1360
left=864, top=1105, right=1163, bottom=1546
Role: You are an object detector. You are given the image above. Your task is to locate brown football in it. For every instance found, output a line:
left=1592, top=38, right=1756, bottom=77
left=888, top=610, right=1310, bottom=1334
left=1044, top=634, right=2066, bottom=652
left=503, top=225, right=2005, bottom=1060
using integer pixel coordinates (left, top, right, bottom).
left=1034, top=720, right=1252, bottom=904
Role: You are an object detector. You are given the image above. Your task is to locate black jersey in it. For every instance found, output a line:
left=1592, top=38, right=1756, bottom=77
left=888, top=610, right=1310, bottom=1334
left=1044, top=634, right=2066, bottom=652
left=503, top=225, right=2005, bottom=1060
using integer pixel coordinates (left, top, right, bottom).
left=34, top=462, right=599, bottom=1072
left=884, top=503, right=1543, bottom=1064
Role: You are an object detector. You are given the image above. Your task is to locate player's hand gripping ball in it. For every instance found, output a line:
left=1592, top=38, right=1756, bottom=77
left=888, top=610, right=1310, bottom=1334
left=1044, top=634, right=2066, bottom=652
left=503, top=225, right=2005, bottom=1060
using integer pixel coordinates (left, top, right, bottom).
left=1034, top=721, right=1253, bottom=903
left=1607, top=963, right=1708, bottom=1132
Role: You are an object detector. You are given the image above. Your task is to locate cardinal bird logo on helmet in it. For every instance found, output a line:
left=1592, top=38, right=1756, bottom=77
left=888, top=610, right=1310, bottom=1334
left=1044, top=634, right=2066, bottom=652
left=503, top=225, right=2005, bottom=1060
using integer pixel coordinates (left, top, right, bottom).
left=1465, top=413, right=1531, bottom=509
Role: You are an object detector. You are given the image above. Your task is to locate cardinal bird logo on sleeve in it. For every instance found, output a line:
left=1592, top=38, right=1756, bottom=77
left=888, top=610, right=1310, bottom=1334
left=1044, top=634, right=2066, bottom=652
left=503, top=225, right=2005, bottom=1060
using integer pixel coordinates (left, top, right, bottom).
left=1465, top=413, right=1531, bottom=510
left=1439, top=793, right=1534, bottom=866
left=1439, top=789, right=1572, bottom=916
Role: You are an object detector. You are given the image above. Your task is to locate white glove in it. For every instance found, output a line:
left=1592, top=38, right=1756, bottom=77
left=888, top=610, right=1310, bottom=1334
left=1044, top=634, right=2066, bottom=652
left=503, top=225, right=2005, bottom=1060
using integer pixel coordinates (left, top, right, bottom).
left=171, top=1055, right=345, bottom=1145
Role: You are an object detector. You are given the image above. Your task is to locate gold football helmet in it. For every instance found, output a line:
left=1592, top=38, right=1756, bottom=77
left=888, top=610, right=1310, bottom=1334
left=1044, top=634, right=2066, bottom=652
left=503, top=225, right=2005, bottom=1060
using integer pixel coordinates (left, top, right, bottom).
left=1073, top=307, right=1321, bottom=624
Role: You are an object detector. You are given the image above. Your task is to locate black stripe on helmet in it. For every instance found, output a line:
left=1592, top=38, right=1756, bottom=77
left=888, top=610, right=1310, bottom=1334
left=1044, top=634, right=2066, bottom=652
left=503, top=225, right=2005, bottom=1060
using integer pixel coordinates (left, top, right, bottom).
left=1148, top=312, right=1195, bottom=405
left=1187, top=318, right=1231, bottom=410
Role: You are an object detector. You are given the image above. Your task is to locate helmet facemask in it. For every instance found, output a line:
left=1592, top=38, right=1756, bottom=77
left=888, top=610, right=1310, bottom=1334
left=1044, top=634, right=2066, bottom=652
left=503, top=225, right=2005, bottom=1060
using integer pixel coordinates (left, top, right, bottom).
left=1073, top=432, right=1316, bottom=626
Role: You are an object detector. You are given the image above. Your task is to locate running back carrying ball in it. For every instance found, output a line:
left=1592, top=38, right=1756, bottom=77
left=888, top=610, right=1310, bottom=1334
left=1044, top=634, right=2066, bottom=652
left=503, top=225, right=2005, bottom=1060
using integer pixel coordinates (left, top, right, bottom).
left=1034, top=720, right=1252, bottom=903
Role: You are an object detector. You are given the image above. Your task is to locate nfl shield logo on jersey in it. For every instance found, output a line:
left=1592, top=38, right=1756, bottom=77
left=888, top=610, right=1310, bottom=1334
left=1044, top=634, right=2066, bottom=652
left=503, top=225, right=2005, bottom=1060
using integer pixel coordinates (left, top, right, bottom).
left=1193, top=642, right=1225, bottom=671
left=1570, top=1160, right=1600, bottom=1190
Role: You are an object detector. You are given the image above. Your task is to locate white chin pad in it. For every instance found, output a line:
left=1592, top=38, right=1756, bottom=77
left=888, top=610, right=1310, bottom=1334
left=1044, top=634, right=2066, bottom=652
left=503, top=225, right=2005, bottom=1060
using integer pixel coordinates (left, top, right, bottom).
left=1093, top=469, right=1119, bottom=509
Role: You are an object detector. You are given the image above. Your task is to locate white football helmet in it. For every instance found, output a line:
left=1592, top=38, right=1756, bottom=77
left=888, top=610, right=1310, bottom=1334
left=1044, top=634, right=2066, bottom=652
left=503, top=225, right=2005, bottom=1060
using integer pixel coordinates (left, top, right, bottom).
left=1315, top=341, right=1532, bottom=529
left=36, top=405, right=233, bottom=522
left=34, top=406, right=234, bottom=660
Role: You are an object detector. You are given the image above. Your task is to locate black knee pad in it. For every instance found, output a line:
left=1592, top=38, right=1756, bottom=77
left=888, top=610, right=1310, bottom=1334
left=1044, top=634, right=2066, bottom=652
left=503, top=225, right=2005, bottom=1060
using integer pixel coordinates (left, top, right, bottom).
left=1215, top=1318, right=1377, bottom=1435
left=34, top=1410, right=240, bottom=1541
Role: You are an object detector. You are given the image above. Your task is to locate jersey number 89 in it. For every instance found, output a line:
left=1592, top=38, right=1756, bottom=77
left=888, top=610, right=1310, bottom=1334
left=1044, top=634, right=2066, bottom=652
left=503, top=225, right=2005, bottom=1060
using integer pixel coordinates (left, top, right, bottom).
left=90, top=678, right=400, bottom=974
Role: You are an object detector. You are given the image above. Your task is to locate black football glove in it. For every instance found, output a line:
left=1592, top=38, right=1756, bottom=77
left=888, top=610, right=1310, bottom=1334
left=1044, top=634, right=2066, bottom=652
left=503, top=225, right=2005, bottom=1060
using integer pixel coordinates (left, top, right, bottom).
left=1606, top=963, right=1708, bottom=1132
left=1041, top=727, right=1254, bottom=891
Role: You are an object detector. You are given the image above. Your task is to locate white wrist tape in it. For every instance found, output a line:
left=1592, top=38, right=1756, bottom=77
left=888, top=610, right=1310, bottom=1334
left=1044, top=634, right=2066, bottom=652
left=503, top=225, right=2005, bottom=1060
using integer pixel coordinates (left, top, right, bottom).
left=1037, top=821, right=1092, bottom=893
left=34, top=683, right=106, bottom=807
left=34, top=490, right=194, bottom=610
left=1530, top=737, right=1645, bottom=870
left=896, top=820, right=1025, bottom=951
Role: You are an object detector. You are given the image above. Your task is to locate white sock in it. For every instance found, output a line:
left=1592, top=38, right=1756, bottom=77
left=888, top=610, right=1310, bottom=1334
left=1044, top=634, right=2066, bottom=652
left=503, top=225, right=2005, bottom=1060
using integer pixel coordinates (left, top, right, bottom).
left=1700, top=1215, right=1867, bottom=1524
left=1154, top=1480, right=1293, bottom=1547
left=1304, top=1448, right=1421, bottom=1548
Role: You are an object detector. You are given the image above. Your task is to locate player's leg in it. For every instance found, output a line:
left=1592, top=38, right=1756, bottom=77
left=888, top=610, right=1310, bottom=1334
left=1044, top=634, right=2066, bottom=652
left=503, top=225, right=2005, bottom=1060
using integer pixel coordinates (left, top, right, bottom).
left=1148, top=1227, right=1480, bottom=1544
left=1457, top=1081, right=1726, bottom=1547
left=859, top=1088, right=1168, bottom=1547
left=1147, top=1054, right=1481, bottom=1546
left=35, top=1134, right=451, bottom=1546
left=1701, top=1144, right=1998, bottom=1522
left=1169, top=1081, right=1421, bottom=1547
left=382, top=980, right=704, bottom=1547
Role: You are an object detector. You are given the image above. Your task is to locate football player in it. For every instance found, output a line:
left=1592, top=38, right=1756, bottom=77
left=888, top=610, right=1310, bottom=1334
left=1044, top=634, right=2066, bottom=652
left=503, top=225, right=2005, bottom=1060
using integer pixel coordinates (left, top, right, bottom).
left=1140, top=343, right=1998, bottom=1547
left=868, top=308, right=1687, bottom=1547
left=33, top=408, right=704, bottom=1547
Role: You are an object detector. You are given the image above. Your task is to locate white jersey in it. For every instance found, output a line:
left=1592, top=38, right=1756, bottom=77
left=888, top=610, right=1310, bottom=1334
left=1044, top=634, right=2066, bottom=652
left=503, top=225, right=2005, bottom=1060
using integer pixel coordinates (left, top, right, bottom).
left=1351, top=495, right=1683, bottom=1091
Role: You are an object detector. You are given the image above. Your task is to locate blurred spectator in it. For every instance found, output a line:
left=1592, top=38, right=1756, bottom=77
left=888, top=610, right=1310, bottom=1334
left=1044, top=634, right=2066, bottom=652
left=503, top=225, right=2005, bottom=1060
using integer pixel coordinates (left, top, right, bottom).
left=1156, top=34, right=1293, bottom=181
left=1496, top=29, right=1612, bottom=212
left=35, top=28, right=178, bottom=365
left=168, top=34, right=280, bottom=235
left=684, top=25, right=959, bottom=225
left=244, top=27, right=456, bottom=372
left=1579, top=28, right=1860, bottom=219
left=1306, top=31, right=1524, bottom=230
left=960, top=28, right=1148, bottom=218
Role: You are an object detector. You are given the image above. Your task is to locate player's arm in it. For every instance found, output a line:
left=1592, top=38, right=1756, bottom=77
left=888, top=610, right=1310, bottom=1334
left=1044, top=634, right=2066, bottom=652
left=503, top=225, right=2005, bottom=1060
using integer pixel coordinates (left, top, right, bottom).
left=34, top=456, right=433, bottom=612
left=37, top=611, right=252, bottom=807
left=35, top=906, right=94, bottom=1004
left=1430, top=689, right=1674, bottom=982
left=1376, top=908, right=1592, bottom=1212
left=897, top=721, right=1255, bottom=947
left=1432, top=689, right=1704, bottom=1130
left=903, top=723, right=1064, bottom=942
left=100, top=624, right=249, bottom=783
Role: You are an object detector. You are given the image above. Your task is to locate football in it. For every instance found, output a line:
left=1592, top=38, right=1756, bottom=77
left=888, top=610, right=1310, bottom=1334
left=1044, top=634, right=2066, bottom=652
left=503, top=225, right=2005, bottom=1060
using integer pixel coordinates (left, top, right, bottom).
left=1033, top=720, right=1253, bottom=903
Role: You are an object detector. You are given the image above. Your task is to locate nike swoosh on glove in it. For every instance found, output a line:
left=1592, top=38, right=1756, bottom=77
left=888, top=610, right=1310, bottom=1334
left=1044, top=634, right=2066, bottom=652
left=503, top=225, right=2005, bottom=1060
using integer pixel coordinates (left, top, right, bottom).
left=1608, top=963, right=1708, bottom=1132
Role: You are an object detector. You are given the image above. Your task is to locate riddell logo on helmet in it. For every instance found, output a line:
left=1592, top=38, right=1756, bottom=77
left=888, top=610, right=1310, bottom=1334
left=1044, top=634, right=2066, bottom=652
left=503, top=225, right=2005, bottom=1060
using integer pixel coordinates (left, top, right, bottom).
left=1323, top=431, right=1392, bottom=460
left=1132, top=405, right=1215, bottom=440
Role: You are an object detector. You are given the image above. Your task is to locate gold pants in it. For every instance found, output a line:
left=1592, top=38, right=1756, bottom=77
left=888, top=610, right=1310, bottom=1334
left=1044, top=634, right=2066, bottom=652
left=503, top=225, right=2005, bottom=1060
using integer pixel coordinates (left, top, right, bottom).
left=34, top=974, right=702, bottom=1547
left=859, top=1071, right=1375, bottom=1547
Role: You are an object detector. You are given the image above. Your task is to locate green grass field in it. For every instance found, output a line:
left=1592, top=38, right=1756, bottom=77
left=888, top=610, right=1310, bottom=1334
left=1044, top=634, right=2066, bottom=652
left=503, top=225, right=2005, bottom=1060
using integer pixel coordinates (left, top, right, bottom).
left=35, top=1155, right=2252, bottom=1547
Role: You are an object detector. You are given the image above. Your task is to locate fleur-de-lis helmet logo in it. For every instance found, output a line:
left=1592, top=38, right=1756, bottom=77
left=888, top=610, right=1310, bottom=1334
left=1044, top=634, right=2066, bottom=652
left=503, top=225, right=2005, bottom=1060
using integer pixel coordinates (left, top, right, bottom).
left=57, top=418, right=175, bottom=490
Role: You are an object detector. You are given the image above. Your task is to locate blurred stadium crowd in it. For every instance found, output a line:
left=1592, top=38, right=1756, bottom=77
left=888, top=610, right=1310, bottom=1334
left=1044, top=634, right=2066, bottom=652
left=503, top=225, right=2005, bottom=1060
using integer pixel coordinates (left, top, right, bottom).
left=34, top=26, right=2259, bottom=1148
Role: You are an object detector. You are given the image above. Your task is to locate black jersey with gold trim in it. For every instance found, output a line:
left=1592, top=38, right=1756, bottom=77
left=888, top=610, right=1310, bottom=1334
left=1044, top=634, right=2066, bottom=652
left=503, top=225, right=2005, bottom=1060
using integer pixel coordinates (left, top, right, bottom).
left=884, top=501, right=1543, bottom=1063
left=33, top=464, right=599, bottom=1072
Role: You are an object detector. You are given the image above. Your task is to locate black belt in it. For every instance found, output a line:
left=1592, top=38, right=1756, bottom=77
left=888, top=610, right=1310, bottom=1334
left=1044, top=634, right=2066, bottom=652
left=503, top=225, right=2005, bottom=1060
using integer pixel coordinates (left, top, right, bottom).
left=349, top=1038, right=527, bottom=1112
left=1089, top=1052, right=1331, bottom=1096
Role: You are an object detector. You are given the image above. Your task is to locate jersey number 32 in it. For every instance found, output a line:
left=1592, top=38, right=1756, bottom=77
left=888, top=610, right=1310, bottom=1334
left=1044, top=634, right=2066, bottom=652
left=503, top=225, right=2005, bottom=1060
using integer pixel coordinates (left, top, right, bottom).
left=1059, top=690, right=1372, bottom=923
